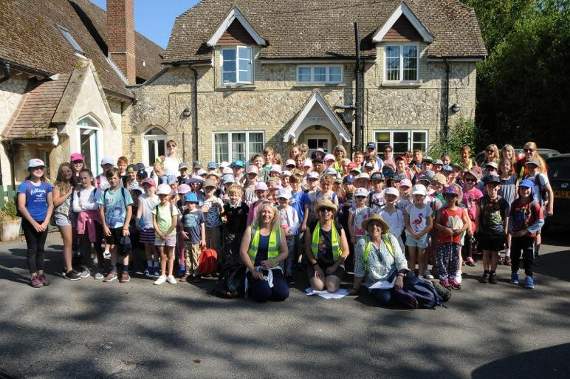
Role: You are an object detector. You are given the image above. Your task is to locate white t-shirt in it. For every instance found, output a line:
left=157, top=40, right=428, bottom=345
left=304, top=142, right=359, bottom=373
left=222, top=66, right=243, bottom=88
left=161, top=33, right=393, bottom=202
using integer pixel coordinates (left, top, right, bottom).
left=139, top=194, right=160, bottom=229
left=405, top=203, right=432, bottom=234
left=72, top=187, right=100, bottom=212
left=163, top=155, right=181, bottom=177
left=379, top=207, right=405, bottom=237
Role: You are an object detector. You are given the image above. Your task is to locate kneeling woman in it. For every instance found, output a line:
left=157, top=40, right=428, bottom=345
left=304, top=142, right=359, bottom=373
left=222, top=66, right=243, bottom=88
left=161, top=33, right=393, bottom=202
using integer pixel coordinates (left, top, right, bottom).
left=350, top=214, right=410, bottom=307
left=240, top=201, right=289, bottom=302
left=305, top=200, right=350, bottom=293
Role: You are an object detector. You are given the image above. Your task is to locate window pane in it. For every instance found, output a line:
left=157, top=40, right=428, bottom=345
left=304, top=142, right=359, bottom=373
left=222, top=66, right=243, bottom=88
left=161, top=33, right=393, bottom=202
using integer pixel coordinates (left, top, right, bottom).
left=222, top=49, right=237, bottom=83
left=412, top=131, right=427, bottom=152
left=248, top=133, right=263, bottom=159
left=215, top=134, right=229, bottom=163
left=314, top=67, right=326, bottom=82
left=238, top=47, right=251, bottom=59
left=403, top=46, right=418, bottom=81
left=393, top=132, right=409, bottom=154
left=375, top=132, right=390, bottom=152
left=298, top=67, right=311, bottom=82
left=157, top=140, right=166, bottom=158
left=329, top=66, right=342, bottom=83
left=387, top=58, right=400, bottom=80
left=223, top=71, right=236, bottom=83
left=222, top=48, right=236, bottom=61
left=232, top=133, right=246, bottom=162
left=237, top=47, right=252, bottom=83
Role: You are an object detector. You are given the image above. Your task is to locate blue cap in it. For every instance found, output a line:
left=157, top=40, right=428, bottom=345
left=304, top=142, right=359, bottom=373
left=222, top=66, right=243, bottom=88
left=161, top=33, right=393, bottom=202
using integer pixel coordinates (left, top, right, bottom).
left=371, top=172, right=384, bottom=181
left=442, top=164, right=453, bottom=172
left=443, top=185, right=459, bottom=196
left=343, top=175, right=354, bottom=184
left=184, top=192, right=198, bottom=203
left=519, top=179, right=534, bottom=189
left=232, top=160, right=245, bottom=168
left=207, top=161, right=218, bottom=170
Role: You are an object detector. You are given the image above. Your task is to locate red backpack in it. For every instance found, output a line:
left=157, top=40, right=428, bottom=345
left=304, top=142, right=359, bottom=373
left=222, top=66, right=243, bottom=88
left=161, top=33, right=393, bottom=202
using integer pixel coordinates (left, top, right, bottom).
left=198, top=248, right=218, bottom=275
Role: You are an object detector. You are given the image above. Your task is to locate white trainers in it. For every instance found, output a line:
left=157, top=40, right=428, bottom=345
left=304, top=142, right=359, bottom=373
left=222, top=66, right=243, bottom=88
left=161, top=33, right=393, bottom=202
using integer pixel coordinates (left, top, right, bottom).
left=166, top=275, right=177, bottom=285
left=154, top=275, right=167, bottom=285
left=455, top=270, right=463, bottom=284
left=424, top=270, right=434, bottom=280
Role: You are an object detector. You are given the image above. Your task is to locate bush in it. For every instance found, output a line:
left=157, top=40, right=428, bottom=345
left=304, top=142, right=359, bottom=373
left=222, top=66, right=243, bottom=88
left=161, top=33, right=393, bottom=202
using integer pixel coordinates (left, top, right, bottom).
left=0, top=200, right=19, bottom=221
left=429, top=117, right=477, bottom=163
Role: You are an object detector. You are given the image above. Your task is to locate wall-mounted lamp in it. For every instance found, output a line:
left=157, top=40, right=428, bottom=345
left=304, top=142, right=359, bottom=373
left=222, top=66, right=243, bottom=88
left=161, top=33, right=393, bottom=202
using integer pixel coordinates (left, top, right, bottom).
left=181, top=108, right=191, bottom=118
left=450, top=103, right=460, bottom=113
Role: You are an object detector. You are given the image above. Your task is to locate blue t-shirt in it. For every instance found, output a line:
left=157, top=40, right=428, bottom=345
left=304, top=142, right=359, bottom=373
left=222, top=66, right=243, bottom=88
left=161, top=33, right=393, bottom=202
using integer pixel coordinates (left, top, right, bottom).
left=182, top=210, right=204, bottom=244
left=291, top=190, right=309, bottom=224
left=18, top=180, right=53, bottom=222
left=97, top=187, right=133, bottom=228
left=254, top=235, right=270, bottom=266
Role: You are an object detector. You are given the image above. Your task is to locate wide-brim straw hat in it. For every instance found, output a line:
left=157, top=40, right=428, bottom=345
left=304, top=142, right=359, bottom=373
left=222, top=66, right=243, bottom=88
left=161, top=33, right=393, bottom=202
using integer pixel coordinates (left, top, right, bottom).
left=316, top=199, right=338, bottom=213
left=361, top=214, right=390, bottom=234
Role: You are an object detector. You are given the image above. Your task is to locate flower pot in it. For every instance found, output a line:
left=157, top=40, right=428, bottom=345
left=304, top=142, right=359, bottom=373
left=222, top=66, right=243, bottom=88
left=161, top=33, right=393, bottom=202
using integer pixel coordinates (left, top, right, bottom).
left=0, top=218, right=21, bottom=241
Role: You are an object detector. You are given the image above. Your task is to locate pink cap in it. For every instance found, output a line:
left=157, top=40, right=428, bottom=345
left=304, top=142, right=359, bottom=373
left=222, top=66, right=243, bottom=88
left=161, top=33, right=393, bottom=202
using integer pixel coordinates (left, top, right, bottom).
left=141, top=178, right=156, bottom=187
left=246, top=165, right=259, bottom=174
left=70, top=152, right=84, bottom=162
left=178, top=184, right=191, bottom=194
left=255, top=182, right=268, bottom=191
left=400, top=179, right=412, bottom=188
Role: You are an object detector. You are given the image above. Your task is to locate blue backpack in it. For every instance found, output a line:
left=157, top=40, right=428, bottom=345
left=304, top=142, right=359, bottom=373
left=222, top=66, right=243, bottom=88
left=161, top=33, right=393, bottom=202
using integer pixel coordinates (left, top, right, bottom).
left=403, top=272, right=443, bottom=309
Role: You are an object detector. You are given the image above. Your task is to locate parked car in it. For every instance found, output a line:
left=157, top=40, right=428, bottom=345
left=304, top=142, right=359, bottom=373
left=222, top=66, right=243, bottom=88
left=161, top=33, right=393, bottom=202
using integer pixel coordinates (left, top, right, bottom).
left=475, top=148, right=560, bottom=167
left=545, top=154, right=570, bottom=227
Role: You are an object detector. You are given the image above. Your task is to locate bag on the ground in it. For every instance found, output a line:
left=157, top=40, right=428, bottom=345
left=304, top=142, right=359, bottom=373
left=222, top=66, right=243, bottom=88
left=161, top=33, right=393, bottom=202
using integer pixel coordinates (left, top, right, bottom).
left=431, top=280, right=452, bottom=302
left=403, top=272, right=444, bottom=308
left=198, top=247, right=218, bottom=275
left=213, top=264, right=246, bottom=298
left=392, top=288, right=419, bottom=309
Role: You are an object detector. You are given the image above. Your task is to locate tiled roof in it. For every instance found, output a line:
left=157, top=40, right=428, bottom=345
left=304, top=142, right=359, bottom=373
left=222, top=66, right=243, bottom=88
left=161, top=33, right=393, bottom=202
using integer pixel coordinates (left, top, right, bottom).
left=164, top=0, right=487, bottom=63
left=0, top=0, right=163, bottom=98
left=2, top=74, right=71, bottom=140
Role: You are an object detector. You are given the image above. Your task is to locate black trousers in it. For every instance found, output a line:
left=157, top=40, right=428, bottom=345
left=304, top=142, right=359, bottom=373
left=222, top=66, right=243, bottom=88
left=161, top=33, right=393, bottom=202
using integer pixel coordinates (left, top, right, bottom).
left=22, top=219, right=48, bottom=273
left=511, top=236, right=534, bottom=276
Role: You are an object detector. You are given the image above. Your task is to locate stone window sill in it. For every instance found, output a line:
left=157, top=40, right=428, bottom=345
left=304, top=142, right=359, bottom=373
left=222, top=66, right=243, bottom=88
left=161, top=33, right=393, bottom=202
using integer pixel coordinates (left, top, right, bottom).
left=216, top=84, right=256, bottom=92
left=292, top=83, right=346, bottom=88
left=381, top=81, right=422, bottom=88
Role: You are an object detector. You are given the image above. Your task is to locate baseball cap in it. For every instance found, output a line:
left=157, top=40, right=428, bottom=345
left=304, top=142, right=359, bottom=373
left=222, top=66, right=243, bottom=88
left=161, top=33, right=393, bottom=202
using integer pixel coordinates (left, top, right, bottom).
left=193, top=161, right=202, bottom=169
left=423, top=156, right=433, bottom=164
left=412, top=184, right=427, bottom=196
left=179, top=162, right=188, bottom=170
left=366, top=142, right=376, bottom=150
left=27, top=159, right=45, bottom=168
left=246, top=165, right=259, bottom=175
left=433, top=159, right=444, bottom=166
left=343, top=176, right=354, bottom=185
left=203, top=179, right=217, bottom=189
left=207, top=162, right=218, bottom=170
left=156, top=184, right=172, bottom=195
left=485, top=161, right=499, bottom=170
left=232, top=160, right=245, bottom=168
left=100, top=157, right=114, bottom=166
left=400, top=178, right=412, bottom=188
left=384, top=187, right=399, bottom=197
left=355, top=173, right=370, bottom=181
left=442, top=165, right=453, bottom=173
left=323, top=168, right=338, bottom=177
left=392, top=173, right=407, bottom=182
left=255, top=182, right=268, bottom=191
left=370, top=172, right=384, bottom=181
left=432, top=173, right=447, bottom=186
left=270, top=165, right=282, bottom=173
left=222, top=174, right=235, bottom=184
left=141, top=178, right=156, bottom=187
left=222, top=167, right=233, bottom=175
left=285, top=159, right=296, bottom=167
left=220, top=161, right=230, bottom=168
left=324, top=154, right=336, bottom=162
left=354, top=187, right=369, bottom=198
left=483, top=174, right=501, bottom=185
left=188, top=175, right=204, bottom=184
left=277, top=188, right=292, bottom=199
left=281, top=170, right=292, bottom=177
left=70, top=152, right=84, bottom=162
left=178, top=184, right=191, bottom=194
left=197, top=169, right=207, bottom=176
left=519, top=179, right=534, bottom=189
left=443, top=186, right=459, bottom=196
left=184, top=192, right=198, bottom=203
left=525, top=159, right=540, bottom=167
left=303, top=159, right=313, bottom=168
left=307, top=172, right=320, bottom=180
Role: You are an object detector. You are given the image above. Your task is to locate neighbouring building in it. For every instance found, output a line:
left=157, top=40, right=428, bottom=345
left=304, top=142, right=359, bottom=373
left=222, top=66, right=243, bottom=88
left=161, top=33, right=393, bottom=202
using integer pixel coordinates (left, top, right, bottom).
left=128, top=0, right=486, bottom=165
left=0, top=0, right=162, bottom=184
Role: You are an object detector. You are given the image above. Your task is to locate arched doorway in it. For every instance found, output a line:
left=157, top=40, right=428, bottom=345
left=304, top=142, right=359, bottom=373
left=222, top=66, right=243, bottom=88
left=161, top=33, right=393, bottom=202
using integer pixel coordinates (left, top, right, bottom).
left=77, top=116, right=101, bottom=175
left=299, top=126, right=336, bottom=155
left=143, top=127, right=167, bottom=167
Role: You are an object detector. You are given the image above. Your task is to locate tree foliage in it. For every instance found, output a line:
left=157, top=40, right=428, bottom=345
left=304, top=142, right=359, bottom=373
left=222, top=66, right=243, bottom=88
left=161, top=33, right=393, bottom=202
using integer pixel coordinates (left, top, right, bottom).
left=462, top=0, right=570, bottom=152
left=430, top=118, right=477, bottom=163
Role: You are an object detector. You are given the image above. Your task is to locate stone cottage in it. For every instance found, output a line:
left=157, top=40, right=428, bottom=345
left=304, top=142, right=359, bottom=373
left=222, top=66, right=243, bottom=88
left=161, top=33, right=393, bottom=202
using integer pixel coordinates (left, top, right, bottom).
left=0, top=0, right=162, bottom=184
left=128, top=0, right=486, bottom=165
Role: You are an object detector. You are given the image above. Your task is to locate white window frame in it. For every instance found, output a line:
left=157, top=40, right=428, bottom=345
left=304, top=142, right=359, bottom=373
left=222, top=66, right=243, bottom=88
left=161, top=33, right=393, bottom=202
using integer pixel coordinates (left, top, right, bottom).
left=383, top=43, right=420, bottom=82
left=220, top=46, right=254, bottom=85
left=76, top=117, right=102, bottom=176
left=212, top=131, right=265, bottom=163
left=296, top=65, right=344, bottom=84
left=374, top=129, right=429, bottom=154
left=142, top=127, right=168, bottom=168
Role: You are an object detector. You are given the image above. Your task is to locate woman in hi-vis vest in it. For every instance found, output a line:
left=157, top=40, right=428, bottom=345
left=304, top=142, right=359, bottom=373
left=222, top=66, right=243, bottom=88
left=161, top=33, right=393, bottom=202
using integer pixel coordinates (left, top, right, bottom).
left=240, top=201, right=289, bottom=302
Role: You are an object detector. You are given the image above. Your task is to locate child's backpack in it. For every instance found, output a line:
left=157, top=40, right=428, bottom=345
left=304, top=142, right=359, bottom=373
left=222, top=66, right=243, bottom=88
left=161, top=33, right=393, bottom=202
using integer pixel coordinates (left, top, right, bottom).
left=403, top=272, right=444, bottom=309
left=198, top=247, right=218, bottom=275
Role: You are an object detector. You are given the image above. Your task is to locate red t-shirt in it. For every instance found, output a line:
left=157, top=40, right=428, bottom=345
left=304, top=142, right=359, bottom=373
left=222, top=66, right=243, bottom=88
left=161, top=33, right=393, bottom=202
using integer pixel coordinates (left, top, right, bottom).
left=437, top=207, right=465, bottom=245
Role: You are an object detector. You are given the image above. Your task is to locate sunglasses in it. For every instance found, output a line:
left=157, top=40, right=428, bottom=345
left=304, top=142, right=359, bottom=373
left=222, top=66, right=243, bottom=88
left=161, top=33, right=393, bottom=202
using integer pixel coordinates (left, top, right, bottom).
left=167, top=144, right=176, bottom=148
left=319, top=208, right=333, bottom=213
left=524, top=149, right=535, bottom=153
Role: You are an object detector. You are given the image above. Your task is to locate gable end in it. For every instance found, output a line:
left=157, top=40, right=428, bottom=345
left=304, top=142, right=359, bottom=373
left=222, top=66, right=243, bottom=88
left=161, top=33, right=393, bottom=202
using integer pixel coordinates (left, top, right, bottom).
left=383, top=16, right=422, bottom=42
left=218, top=19, right=256, bottom=46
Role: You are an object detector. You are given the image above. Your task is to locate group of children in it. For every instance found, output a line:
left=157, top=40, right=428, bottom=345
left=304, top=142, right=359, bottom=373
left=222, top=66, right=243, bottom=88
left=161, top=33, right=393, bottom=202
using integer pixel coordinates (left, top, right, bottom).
left=17, top=140, right=550, bottom=293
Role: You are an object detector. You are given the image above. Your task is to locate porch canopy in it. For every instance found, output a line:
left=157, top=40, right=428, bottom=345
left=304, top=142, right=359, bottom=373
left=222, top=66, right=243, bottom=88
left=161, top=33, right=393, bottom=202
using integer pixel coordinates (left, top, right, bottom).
left=282, top=90, right=351, bottom=144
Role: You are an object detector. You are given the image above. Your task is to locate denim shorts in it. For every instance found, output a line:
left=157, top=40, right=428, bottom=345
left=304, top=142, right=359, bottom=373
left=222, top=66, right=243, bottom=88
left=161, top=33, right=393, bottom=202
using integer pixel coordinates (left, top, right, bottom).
left=155, top=234, right=177, bottom=247
left=54, top=213, right=72, bottom=227
left=405, top=232, right=429, bottom=249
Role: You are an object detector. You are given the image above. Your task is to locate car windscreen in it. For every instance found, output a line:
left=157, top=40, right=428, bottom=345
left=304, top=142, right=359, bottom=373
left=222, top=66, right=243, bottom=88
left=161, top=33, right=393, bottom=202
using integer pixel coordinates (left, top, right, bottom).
left=547, top=159, right=570, bottom=180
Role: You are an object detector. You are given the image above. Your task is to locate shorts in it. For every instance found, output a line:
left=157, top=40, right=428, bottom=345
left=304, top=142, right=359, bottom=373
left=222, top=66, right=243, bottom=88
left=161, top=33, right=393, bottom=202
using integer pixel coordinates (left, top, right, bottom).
left=139, top=228, right=155, bottom=245
left=104, top=227, right=131, bottom=256
left=155, top=234, right=177, bottom=247
left=54, top=213, right=72, bottom=227
left=405, top=232, right=429, bottom=249
left=478, top=234, right=505, bottom=251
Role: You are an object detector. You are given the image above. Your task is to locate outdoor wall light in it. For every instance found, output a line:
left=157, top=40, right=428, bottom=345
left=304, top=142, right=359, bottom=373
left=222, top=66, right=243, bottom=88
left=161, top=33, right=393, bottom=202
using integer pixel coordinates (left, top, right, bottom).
left=182, top=108, right=191, bottom=118
left=451, top=103, right=460, bottom=113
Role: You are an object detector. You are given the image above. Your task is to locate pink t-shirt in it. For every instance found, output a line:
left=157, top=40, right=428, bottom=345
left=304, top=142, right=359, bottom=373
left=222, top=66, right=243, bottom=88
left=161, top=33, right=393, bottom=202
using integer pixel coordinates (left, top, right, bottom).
left=462, top=187, right=483, bottom=231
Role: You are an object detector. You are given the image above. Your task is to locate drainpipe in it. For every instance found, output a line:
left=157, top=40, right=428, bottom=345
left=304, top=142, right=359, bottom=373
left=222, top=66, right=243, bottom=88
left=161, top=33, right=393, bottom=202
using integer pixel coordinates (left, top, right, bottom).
left=189, top=66, right=199, bottom=162
left=443, top=58, right=451, bottom=149
left=0, top=61, right=10, bottom=84
left=353, top=22, right=364, bottom=152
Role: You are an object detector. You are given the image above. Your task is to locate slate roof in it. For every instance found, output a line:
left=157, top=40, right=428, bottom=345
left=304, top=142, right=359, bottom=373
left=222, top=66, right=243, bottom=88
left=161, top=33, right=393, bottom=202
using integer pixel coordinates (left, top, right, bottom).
left=0, top=0, right=163, bottom=98
left=2, top=74, right=71, bottom=140
left=164, top=0, right=487, bottom=63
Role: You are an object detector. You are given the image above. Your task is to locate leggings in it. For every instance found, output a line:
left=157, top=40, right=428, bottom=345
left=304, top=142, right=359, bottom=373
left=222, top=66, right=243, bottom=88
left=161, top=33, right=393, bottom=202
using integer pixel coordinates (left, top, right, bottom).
left=22, top=219, right=48, bottom=273
left=511, top=236, right=534, bottom=276
left=437, top=243, right=461, bottom=280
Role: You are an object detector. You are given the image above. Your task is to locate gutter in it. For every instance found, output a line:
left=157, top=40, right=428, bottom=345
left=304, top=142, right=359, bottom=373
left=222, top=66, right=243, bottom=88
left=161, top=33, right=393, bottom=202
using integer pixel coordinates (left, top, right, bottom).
left=189, top=66, right=199, bottom=162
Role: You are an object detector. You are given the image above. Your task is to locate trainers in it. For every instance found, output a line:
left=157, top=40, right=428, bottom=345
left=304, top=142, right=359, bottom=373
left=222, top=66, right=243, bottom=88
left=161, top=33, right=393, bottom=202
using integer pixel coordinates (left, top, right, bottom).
left=39, top=273, right=50, bottom=286
left=154, top=275, right=167, bottom=285
left=455, top=270, right=463, bottom=284
left=144, top=269, right=152, bottom=278
left=177, top=267, right=186, bottom=277
left=525, top=276, right=535, bottom=289
left=449, top=278, right=461, bottom=290
left=94, top=272, right=104, bottom=280
left=480, top=272, right=489, bottom=283
left=152, top=267, right=161, bottom=278
left=440, top=278, right=451, bottom=289
left=167, top=275, right=177, bottom=284
left=64, top=270, right=81, bottom=281
left=80, top=267, right=91, bottom=279
left=488, top=272, right=498, bottom=284
left=30, top=275, right=43, bottom=288
left=424, top=270, right=434, bottom=280
left=465, top=257, right=476, bottom=266
left=119, top=272, right=131, bottom=283
left=103, top=271, right=117, bottom=282
left=511, top=273, right=519, bottom=285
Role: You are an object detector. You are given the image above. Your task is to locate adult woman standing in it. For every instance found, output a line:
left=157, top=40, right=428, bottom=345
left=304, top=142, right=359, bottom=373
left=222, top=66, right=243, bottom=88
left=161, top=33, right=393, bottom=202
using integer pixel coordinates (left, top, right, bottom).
left=305, top=199, right=349, bottom=293
left=53, top=163, right=81, bottom=280
left=162, top=140, right=181, bottom=184
left=17, top=159, right=54, bottom=288
left=332, top=145, right=347, bottom=174
left=350, top=214, right=411, bottom=307
left=240, top=201, right=289, bottom=302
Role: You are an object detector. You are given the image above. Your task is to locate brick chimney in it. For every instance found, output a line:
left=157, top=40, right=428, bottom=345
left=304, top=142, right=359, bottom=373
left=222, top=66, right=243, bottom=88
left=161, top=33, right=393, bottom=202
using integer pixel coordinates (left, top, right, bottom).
left=107, top=0, right=136, bottom=84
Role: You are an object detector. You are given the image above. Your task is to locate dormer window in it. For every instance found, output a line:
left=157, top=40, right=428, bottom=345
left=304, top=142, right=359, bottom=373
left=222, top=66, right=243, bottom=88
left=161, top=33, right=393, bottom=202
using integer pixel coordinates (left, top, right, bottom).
left=221, top=46, right=253, bottom=84
left=385, top=44, right=418, bottom=81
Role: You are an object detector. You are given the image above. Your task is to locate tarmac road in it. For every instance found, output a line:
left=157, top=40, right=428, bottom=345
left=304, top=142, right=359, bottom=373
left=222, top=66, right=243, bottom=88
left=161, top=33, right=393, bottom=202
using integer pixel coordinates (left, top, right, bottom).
left=0, top=232, right=569, bottom=378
